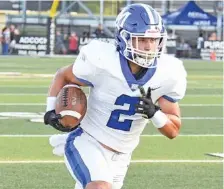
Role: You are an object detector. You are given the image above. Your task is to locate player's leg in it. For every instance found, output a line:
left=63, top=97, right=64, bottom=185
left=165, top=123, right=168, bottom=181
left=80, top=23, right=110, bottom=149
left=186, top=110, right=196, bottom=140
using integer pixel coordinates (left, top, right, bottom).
left=64, top=127, right=113, bottom=189
left=72, top=180, right=111, bottom=189
left=85, top=142, right=131, bottom=189
left=85, top=181, right=111, bottom=189
left=110, top=152, right=132, bottom=189
left=74, top=181, right=83, bottom=189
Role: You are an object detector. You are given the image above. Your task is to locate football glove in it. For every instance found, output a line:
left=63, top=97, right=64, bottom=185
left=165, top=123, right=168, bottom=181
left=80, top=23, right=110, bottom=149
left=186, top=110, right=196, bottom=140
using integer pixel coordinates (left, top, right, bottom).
left=135, top=86, right=160, bottom=119
left=44, top=110, right=77, bottom=132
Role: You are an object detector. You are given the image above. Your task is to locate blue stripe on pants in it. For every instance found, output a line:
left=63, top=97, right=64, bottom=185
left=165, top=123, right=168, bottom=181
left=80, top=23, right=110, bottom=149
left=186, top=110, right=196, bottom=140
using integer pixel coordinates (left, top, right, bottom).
left=65, top=128, right=91, bottom=188
left=2, top=43, right=9, bottom=55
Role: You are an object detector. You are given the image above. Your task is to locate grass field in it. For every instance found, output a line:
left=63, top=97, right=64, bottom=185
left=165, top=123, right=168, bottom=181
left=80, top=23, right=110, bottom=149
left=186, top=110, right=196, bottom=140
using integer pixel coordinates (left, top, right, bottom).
left=0, top=57, right=223, bottom=189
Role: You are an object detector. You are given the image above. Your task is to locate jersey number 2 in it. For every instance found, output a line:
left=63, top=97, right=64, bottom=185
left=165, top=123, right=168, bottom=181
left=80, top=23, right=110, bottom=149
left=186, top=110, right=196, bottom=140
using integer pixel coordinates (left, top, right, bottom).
left=106, top=94, right=139, bottom=131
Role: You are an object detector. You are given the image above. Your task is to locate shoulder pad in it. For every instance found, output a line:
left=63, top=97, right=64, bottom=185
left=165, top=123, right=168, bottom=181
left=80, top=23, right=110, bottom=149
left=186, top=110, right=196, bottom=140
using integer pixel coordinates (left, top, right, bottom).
left=80, top=40, right=117, bottom=69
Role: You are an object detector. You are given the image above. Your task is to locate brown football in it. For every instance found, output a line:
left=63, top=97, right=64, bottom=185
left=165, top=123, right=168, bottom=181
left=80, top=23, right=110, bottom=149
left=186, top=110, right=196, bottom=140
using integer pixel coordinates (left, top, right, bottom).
left=55, top=84, right=87, bottom=129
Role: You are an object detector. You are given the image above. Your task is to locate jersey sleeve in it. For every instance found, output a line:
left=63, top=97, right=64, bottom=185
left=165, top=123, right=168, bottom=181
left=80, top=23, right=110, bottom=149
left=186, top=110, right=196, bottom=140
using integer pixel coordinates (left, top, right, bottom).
left=72, top=42, right=98, bottom=87
left=163, top=61, right=187, bottom=102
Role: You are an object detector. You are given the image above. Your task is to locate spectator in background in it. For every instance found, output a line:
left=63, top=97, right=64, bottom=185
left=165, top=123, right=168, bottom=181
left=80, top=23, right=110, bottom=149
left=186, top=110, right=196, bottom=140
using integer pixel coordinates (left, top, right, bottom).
left=10, top=24, right=15, bottom=42
left=55, top=30, right=67, bottom=54
left=183, top=40, right=192, bottom=58
left=69, top=32, right=79, bottom=55
left=196, top=32, right=204, bottom=58
left=0, top=30, right=2, bottom=54
left=166, top=29, right=177, bottom=56
left=14, top=26, right=20, bottom=41
left=167, top=29, right=177, bottom=40
left=208, top=32, right=217, bottom=41
left=79, top=31, right=91, bottom=51
left=177, top=38, right=191, bottom=58
left=9, top=24, right=20, bottom=54
left=82, top=31, right=91, bottom=42
left=63, top=33, right=69, bottom=52
left=94, top=24, right=107, bottom=38
left=1, top=26, right=10, bottom=55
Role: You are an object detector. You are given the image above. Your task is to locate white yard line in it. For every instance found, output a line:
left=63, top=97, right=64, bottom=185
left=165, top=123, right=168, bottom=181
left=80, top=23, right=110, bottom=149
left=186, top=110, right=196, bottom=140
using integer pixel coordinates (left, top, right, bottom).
left=0, top=103, right=222, bottom=107
left=182, top=117, right=223, bottom=120
left=141, top=134, right=223, bottom=137
left=0, top=116, right=222, bottom=120
left=0, top=160, right=222, bottom=164
left=180, top=104, right=222, bottom=107
left=0, top=135, right=52, bottom=137
left=187, top=86, right=222, bottom=89
left=0, top=85, right=221, bottom=89
left=0, top=134, right=222, bottom=137
left=0, top=94, right=47, bottom=96
left=186, top=94, right=222, bottom=97
left=0, top=85, right=48, bottom=88
left=0, top=117, right=9, bottom=120
left=0, top=103, right=45, bottom=105
left=131, top=160, right=223, bottom=163
left=0, top=93, right=222, bottom=97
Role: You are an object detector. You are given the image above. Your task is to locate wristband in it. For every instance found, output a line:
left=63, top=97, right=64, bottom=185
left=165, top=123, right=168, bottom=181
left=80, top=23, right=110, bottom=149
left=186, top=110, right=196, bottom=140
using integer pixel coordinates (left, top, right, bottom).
left=46, top=97, right=57, bottom=111
left=151, top=110, right=168, bottom=128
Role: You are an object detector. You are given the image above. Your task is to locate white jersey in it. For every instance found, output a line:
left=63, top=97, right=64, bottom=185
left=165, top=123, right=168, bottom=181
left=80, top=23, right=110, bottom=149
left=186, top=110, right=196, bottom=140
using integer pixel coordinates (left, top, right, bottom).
left=72, top=40, right=187, bottom=153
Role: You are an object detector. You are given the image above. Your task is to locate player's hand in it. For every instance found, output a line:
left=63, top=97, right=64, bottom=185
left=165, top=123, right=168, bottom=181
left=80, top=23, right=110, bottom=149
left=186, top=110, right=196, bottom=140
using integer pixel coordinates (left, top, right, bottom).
left=44, top=110, right=76, bottom=132
left=135, top=86, right=160, bottom=119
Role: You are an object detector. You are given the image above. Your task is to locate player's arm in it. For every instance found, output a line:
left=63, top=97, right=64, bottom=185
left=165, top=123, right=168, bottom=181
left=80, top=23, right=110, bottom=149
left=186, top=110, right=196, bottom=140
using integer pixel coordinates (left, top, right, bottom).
left=44, top=64, right=87, bottom=132
left=136, top=87, right=182, bottom=139
left=45, top=45, right=96, bottom=132
left=45, top=41, right=98, bottom=132
left=47, top=64, right=87, bottom=98
left=47, top=43, right=96, bottom=109
left=47, top=63, right=90, bottom=112
left=156, top=97, right=181, bottom=139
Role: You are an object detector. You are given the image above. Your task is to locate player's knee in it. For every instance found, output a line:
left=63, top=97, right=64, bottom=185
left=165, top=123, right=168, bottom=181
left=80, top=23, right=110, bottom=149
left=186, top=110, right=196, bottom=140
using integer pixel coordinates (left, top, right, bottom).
left=85, top=181, right=112, bottom=189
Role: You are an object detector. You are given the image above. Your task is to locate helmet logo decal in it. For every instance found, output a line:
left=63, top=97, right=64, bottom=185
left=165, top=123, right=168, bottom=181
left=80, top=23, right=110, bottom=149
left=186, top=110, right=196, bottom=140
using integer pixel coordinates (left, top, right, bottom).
left=116, top=11, right=131, bottom=28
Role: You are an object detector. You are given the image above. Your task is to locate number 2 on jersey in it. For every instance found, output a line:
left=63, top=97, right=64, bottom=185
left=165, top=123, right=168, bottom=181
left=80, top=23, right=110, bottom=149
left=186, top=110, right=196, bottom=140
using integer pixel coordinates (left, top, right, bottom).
left=106, top=94, right=139, bottom=131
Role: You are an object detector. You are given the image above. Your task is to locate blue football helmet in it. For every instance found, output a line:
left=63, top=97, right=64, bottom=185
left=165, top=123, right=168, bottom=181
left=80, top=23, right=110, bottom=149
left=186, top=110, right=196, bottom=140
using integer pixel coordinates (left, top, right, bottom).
left=115, top=3, right=167, bottom=68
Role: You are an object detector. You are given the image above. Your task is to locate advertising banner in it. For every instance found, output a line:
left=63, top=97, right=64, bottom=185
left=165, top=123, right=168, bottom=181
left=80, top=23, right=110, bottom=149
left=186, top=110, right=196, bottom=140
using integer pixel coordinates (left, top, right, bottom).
left=200, top=41, right=223, bottom=61
left=13, top=35, right=48, bottom=56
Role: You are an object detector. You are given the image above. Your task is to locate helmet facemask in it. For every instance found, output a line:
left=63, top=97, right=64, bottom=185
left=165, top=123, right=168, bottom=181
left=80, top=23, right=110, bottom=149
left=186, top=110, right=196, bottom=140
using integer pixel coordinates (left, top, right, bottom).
left=119, top=29, right=167, bottom=68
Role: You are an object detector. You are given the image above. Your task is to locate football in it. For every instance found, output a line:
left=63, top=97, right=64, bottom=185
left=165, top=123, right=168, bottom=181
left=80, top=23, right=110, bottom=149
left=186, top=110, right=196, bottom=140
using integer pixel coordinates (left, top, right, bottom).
left=55, top=84, right=87, bottom=129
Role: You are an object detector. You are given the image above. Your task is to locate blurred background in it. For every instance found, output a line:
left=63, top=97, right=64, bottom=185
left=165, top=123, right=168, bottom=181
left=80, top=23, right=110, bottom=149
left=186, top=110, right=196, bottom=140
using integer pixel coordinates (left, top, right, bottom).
left=0, top=0, right=223, bottom=61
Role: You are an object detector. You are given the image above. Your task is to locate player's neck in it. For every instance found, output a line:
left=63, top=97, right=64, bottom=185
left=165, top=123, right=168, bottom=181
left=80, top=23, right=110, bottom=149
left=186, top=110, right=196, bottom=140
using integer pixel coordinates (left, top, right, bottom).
left=128, top=61, right=142, bottom=74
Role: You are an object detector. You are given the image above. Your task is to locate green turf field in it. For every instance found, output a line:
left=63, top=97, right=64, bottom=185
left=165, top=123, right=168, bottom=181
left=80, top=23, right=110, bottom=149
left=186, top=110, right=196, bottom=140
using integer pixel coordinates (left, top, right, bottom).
left=0, top=57, right=223, bottom=189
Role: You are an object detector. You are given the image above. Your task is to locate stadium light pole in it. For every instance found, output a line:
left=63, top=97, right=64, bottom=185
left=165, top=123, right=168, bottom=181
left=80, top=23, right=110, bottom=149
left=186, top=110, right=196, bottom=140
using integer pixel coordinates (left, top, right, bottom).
left=22, top=0, right=27, bottom=32
left=38, top=0, right=42, bottom=20
left=162, top=0, right=170, bottom=15
left=216, top=1, right=223, bottom=40
left=61, top=1, right=66, bottom=14
left=47, top=0, right=60, bottom=55
left=100, top=0, right=104, bottom=27
left=117, top=0, right=120, bottom=15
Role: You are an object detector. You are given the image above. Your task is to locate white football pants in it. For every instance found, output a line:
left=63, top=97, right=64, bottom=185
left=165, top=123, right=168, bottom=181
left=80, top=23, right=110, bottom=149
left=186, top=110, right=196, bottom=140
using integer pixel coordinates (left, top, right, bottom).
left=62, top=127, right=131, bottom=189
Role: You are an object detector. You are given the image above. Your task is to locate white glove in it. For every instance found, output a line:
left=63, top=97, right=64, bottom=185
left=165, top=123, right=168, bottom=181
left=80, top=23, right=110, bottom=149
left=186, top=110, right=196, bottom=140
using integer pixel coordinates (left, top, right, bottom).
left=49, top=134, right=69, bottom=156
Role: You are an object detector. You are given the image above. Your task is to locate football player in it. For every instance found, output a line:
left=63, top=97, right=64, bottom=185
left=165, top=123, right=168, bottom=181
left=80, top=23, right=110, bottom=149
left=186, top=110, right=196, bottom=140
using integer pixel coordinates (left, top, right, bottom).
left=44, top=3, right=187, bottom=189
